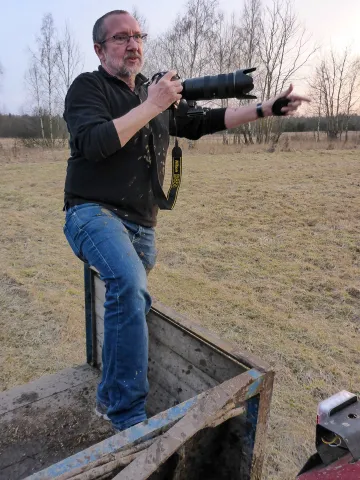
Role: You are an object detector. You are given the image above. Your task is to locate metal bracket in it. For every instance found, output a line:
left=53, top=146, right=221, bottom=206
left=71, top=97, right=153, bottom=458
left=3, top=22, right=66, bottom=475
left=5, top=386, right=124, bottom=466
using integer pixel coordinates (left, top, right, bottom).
left=317, top=397, right=360, bottom=464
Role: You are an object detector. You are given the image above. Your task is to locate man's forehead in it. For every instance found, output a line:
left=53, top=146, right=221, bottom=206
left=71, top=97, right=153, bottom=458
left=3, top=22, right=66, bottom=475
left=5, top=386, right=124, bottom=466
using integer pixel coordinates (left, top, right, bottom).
left=104, top=14, right=141, bottom=34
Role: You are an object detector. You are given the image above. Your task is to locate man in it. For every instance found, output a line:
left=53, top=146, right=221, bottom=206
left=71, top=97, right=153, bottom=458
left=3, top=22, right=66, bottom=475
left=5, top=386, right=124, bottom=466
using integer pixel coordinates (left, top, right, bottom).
left=63, top=9, right=309, bottom=432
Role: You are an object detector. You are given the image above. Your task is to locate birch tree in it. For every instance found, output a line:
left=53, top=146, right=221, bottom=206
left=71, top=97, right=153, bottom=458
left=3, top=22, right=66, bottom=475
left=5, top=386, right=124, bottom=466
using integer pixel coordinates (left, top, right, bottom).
left=26, top=13, right=59, bottom=146
left=56, top=23, right=83, bottom=101
left=38, top=13, right=58, bottom=145
left=26, top=13, right=83, bottom=145
left=25, top=63, right=46, bottom=141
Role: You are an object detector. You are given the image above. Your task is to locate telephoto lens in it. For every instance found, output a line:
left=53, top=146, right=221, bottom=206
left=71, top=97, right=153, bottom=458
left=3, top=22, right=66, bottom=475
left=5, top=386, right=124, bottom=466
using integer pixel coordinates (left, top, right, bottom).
left=182, top=68, right=257, bottom=101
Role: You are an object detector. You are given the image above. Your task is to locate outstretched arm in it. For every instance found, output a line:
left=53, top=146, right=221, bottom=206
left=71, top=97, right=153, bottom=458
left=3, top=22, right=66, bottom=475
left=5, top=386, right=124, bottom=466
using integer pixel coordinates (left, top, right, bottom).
left=225, top=84, right=310, bottom=129
left=170, top=84, right=310, bottom=140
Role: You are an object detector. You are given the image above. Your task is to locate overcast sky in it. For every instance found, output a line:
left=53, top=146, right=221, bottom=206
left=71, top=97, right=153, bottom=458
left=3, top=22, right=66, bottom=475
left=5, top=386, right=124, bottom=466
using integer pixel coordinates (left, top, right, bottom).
left=0, top=0, right=359, bottom=113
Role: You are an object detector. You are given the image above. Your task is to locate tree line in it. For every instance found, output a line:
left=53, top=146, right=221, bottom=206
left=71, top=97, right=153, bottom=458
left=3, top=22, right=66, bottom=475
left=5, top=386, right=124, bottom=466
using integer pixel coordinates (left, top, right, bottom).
left=0, top=0, right=359, bottom=145
left=1, top=112, right=359, bottom=140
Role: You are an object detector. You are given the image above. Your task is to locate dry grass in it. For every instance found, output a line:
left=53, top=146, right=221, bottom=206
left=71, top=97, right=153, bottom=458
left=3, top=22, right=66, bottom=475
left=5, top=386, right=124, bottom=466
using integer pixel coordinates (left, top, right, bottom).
left=181, top=131, right=360, bottom=155
left=0, top=138, right=360, bottom=479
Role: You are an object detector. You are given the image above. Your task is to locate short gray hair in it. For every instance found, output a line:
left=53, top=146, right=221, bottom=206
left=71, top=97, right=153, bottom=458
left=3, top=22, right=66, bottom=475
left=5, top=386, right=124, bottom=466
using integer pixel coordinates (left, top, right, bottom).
left=92, top=10, right=129, bottom=44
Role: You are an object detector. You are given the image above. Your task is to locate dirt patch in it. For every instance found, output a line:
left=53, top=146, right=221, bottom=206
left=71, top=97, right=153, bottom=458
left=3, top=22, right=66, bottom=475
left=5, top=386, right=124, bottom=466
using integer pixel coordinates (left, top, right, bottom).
left=13, top=391, right=39, bottom=404
left=0, top=380, right=113, bottom=479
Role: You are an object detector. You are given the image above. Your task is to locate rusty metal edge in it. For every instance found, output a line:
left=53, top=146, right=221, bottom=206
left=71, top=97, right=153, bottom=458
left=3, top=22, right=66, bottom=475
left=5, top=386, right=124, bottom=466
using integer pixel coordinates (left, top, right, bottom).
left=250, top=370, right=275, bottom=480
left=24, top=369, right=265, bottom=480
left=114, top=369, right=266, bottom=480
left=23, top=396, right=199, bottom=479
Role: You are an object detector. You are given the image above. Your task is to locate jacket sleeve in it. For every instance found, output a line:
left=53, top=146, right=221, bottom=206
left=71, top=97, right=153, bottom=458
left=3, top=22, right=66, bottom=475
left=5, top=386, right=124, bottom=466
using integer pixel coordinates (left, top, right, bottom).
left=64, top=73, right=121, bottom=162
left=169, top=100, right=227, bottom=140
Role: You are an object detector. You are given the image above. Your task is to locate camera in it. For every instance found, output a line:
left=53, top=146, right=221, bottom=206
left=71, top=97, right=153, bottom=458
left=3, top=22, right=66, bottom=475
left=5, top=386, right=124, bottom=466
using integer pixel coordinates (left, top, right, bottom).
left=150, top=68, right=257, bottom=101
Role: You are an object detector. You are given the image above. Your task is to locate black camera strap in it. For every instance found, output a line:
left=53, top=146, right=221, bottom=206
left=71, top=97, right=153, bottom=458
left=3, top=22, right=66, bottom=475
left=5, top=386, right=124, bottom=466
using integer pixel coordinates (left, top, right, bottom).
left=149, top=117, right=182, bottom=210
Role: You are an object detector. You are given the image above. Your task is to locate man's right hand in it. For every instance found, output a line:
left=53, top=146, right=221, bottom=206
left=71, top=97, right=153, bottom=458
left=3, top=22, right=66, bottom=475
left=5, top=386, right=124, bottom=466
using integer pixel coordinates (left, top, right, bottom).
left=147, top=70, right=183, bottom=113
left=113, top=70, right=183, bottom=147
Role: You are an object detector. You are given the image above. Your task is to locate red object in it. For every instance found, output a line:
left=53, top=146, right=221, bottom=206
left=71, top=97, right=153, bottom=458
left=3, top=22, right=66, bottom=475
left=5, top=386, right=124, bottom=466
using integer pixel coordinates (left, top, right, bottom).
left=297, top=453, right=360, bottom=479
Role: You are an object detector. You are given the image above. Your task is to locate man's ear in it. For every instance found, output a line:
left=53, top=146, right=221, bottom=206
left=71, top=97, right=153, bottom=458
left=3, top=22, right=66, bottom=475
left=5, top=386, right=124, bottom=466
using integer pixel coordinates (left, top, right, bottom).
left=94, top=43, right=104, bottom=61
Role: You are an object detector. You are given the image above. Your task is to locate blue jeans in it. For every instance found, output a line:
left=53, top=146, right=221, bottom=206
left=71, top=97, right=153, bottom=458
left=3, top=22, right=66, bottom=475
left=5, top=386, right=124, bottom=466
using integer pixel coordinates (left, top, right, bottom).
left=63, top=203, right=156, bottom=430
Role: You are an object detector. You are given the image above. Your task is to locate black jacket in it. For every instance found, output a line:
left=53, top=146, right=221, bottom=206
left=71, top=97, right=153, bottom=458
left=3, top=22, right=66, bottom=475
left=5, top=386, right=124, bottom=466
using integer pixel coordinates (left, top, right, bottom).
left=64, top=66, right=226, bottom=226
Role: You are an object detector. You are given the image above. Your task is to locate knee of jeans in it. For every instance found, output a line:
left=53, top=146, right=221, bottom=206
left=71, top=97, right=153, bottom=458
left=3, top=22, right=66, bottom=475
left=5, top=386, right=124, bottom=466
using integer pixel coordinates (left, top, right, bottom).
left=106, top=270, right=150, bottom=306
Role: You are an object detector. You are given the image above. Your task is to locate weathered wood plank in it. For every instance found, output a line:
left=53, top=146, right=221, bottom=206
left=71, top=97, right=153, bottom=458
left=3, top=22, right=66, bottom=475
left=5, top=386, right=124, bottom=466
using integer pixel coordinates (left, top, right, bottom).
left=94, top=304, right=220, bottom=400
left=148, top=353, right=197, bottom=405
left=146, top=378, right=178, bottom=416
left=96, top=334, right=103, bottom=369
left=249, top=370, right=275, bottom=479
left=116, top=370, right=259, bottom=480
left=93, top=273, right=246, bottom=384
left=24, top=395, right=200, bottom=480
left=92, top=270, right=269, bottom=374
left=94, top=296, right=104, bottom=335
left=94, top=272, right=270, bottom=372
left=147, top=311, right=244, bottom=383
left=0, top=364, right=99, bottom=416
left=94, top=274, right=106, bottom=305
left=149, top=337, right=217, bottom=395
left=151, top=302, right=270, bottom=373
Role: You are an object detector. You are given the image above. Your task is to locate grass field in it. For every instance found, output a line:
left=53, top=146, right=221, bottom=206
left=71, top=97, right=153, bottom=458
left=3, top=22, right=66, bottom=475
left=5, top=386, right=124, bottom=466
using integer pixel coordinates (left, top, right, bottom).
left=0, top=138, right=359, bottom=479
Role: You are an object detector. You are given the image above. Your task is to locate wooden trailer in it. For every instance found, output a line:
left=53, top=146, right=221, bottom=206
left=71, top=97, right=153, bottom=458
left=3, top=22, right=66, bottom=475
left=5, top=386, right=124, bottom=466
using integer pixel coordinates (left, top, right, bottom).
left=0, top=265, right=274, bottom=479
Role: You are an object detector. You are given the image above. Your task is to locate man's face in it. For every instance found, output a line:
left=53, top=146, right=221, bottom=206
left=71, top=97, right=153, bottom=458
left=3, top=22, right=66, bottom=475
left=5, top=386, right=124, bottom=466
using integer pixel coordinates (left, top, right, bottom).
left=96, top=14, right=144, bottom=78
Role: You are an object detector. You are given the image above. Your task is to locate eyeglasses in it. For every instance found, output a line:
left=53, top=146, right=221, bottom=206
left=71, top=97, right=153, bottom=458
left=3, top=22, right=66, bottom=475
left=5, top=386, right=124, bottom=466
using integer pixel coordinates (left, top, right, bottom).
left=99, top=33, right=148, bottom=45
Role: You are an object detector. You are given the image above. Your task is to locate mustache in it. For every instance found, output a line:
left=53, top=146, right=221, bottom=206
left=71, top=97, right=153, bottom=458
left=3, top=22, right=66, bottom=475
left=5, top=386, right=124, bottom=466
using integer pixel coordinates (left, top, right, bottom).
left=124, top=53, right=142, bottom=60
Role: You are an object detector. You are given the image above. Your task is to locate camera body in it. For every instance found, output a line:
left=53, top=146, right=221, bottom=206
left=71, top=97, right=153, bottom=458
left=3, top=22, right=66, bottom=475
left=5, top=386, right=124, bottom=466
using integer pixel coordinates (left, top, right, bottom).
left=149, top=68, right=257, bottom=102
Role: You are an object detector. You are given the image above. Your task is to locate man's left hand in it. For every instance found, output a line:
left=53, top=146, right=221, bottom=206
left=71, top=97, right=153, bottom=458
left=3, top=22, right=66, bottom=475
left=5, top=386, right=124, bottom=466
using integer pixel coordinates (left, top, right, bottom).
left=262, top=84, right=311, bottom=117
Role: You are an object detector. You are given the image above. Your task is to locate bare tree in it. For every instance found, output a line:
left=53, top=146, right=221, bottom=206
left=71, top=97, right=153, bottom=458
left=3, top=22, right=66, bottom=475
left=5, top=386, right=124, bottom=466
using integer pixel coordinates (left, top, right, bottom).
left=25, top=63, right=46, bottom=140
left=131, top=7, right=149, bottom=33
left=343, top=57, right=360, bottom=141
left=56, top=23, right=83, bottom=101
left=145, top=31, right=181, bottom=77
left=237, top=0, right=262, bottom=144
left=142, top=37, right=167, bottom=79
left=211, top=12, right=242, bottom=75
left=26, top=13, right=59, bottom=146
left=154, top=0, right=218, bottom=79
left=39, top=13, right=59, bottom=145
left=310, top=48, right=360, bottom=140
left=130, top=8, right=157, bottom=79
left=211, top=12, right=243, bottom=143
left=256, top=0, right=316, bottom=143
left=135, top=0, right=314, bottom=146
left=26, top=13, right=81, bottom=145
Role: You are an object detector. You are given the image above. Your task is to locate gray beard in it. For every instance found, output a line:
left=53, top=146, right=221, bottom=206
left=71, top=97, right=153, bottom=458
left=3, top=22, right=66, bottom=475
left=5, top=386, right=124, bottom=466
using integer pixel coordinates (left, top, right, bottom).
left=117, top=64, right=141, bottom=77
left=105, top=53, right=143, bottom=78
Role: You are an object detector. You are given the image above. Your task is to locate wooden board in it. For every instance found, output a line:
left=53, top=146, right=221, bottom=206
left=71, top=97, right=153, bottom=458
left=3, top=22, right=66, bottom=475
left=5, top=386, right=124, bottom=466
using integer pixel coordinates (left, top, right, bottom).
left=113, top=370, right=259, bottom=480
left=93, top=274, right=248, bottom=399
left=0, top=364, right=99, bottom=416
left=90, top=270, right=270, bottom=439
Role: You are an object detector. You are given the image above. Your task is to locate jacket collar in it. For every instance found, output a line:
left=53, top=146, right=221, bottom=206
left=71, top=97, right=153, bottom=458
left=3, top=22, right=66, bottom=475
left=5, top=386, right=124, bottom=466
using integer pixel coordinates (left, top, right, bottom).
left=98, top=65, right=148, bottom=87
